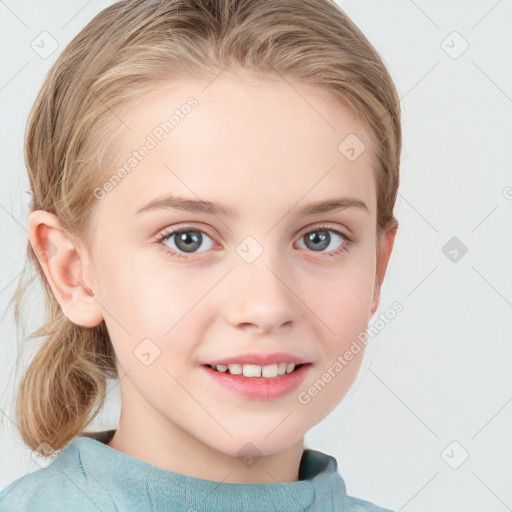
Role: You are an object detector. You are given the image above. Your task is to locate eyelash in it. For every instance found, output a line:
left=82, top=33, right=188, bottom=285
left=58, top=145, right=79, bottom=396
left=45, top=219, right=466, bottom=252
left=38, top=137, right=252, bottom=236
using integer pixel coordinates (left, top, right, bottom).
left=154, top=224, right=353, bottom=261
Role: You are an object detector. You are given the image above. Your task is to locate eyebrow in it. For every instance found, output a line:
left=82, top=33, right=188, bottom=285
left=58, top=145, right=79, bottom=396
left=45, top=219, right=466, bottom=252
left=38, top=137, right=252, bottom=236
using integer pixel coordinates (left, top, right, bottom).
left=134, top=193, right=368, bottom=217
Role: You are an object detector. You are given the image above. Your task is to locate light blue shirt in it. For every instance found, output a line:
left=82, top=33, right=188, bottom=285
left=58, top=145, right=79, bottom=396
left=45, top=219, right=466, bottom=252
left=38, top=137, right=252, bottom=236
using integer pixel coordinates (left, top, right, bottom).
left=0, top=429, right=394, bottom=511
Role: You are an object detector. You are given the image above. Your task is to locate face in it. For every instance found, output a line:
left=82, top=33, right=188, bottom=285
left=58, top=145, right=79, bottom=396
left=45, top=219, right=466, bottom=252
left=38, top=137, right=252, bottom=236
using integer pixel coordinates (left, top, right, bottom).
left=76, top=74, right=391, bottom=462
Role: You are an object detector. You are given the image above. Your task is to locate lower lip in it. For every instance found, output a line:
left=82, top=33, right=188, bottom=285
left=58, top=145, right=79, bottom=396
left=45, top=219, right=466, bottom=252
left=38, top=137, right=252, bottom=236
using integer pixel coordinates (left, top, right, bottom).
left=200, top=364, right=312, bottom=401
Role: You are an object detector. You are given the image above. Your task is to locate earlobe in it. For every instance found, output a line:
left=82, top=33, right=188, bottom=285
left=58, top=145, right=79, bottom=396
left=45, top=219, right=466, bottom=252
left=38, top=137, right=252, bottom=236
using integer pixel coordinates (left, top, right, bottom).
left=28, top=210, right=104, bottom=327
left=370, top=222, right=398, bottom=316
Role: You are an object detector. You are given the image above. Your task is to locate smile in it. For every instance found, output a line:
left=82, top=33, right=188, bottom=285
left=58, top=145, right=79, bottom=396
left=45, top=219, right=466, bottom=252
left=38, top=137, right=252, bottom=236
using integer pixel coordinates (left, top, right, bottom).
left=205, top=362, right=306, bottom=378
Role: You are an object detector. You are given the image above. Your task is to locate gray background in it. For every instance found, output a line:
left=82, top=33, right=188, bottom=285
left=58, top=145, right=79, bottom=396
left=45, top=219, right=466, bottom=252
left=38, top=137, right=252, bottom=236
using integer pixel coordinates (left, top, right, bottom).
left=1, top=1, right=511, bottom=510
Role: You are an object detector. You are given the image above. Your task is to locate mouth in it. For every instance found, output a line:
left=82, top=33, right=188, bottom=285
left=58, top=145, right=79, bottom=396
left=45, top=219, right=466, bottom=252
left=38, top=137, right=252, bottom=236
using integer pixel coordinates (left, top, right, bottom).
left=200, top=362, right=312, bottom=400
left=203, top=362, right=310, bottom=378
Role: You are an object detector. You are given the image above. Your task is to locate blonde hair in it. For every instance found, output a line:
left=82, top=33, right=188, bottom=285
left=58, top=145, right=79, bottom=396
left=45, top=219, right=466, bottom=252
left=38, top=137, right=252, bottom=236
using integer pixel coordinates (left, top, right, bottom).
left=7, top=0, right=401, bottom=454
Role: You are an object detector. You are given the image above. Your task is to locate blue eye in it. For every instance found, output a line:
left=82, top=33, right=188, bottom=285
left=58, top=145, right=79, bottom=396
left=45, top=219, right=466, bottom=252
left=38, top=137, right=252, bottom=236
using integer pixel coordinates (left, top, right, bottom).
left=154, top=224, right=352, bottom=261
left=156, top=228, right=215, bottom=260
left=296, top=226, right=351, bottom=257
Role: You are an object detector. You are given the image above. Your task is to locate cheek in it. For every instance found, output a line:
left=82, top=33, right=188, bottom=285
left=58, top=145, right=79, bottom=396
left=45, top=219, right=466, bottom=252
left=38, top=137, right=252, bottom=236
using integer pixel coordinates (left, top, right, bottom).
left=96, top=258, right=212, bottom=367
left=307, top=262, right=375, bottom=344
left=99, top=251, right=201, bottom=325
left=304, top=229, right=376, bottom=300
left=319, top=289, right=372, bottom=337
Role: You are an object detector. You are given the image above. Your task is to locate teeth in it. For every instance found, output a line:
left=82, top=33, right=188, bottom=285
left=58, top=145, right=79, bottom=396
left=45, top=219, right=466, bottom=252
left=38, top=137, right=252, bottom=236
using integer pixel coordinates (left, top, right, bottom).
left=227, top=364, right=242, bottom=375
left=261, top=364, right=278, bottom=378
left=213, top=362, right=301, bottom=378
left=243, top=365, right=261, bottom=377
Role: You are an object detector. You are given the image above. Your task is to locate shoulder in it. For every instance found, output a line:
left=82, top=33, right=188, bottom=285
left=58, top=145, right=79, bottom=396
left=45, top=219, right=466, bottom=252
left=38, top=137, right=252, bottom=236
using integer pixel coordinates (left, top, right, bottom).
left=304, top=448, right=395, bottom=512
left=343, top=493, right=396, bottom=512
left=303, top=448, right=395, bottom=512
left=0, top=442, right=116, bottom=512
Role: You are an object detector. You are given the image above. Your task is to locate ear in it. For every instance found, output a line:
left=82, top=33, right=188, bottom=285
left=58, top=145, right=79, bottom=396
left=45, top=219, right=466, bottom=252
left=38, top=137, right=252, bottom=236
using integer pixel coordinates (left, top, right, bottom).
left=28, top=210, right=104, bottom=327
left=370, top=221, right=398, bottom=317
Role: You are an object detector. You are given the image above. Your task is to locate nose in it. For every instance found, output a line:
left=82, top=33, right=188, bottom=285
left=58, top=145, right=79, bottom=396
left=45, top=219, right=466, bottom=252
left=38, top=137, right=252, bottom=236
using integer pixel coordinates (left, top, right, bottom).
left=223, top=257, right=301, bottom=334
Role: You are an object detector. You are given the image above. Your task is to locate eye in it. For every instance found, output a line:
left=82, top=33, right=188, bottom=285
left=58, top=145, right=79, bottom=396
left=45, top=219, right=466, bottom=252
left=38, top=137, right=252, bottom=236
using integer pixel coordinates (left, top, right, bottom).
left=295, top=225, right=352, bottom=258
left=154, top=223, right=352, bottom=261
left=155, top=227, right=215, bottom=260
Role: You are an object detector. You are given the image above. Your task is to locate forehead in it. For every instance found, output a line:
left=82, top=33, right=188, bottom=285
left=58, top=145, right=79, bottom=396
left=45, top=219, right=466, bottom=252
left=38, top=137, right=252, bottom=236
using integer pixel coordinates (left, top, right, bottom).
left=99, top=75, right=377, bottom=220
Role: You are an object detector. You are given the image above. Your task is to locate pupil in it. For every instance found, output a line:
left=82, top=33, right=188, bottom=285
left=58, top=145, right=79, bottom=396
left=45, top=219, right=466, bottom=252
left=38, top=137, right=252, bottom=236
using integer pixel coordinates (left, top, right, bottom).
left=306, top=230, right=329, bottom=251
left=176, top=231, right=202, bottom=252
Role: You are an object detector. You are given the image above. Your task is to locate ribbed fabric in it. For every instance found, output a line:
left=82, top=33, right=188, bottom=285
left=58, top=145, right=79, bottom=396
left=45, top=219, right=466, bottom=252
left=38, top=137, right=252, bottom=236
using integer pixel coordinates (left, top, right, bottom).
left=0, top=429, right=394, bottom=511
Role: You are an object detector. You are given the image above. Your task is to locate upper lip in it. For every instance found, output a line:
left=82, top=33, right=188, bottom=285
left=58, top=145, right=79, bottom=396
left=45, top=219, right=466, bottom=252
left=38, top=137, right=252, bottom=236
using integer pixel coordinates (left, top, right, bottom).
left=202, top=352, right=311, bottom=367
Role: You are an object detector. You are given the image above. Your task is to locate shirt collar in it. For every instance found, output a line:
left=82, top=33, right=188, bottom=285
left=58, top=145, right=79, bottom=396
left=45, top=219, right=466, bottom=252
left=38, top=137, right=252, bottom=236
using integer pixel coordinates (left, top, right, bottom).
left=70, top=429, right=347, bottom=511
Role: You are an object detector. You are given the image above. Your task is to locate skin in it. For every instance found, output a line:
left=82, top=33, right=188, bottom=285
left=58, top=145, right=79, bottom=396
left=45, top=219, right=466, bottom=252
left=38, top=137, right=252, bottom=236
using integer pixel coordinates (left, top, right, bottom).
left=28, top=72, right=396, bottom=484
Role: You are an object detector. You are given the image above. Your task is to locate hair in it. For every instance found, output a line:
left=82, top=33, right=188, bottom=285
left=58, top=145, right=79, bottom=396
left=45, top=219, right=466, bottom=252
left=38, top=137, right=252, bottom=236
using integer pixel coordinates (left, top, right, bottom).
left=6, top=0, right=401, bottom=455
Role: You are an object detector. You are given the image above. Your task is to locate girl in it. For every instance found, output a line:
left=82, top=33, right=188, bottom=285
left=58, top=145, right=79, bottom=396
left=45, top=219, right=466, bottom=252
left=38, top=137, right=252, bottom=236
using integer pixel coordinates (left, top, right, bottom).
left=0, top=0, right=400, bottom=510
